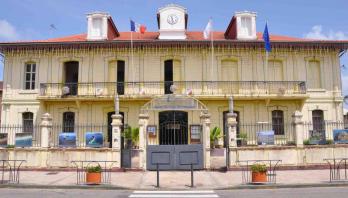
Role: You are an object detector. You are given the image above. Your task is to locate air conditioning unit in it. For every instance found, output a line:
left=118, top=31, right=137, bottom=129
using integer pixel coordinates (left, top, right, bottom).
left=96, top=88, right=104, bottom=96
left=62, top=86, right=70, bottom=95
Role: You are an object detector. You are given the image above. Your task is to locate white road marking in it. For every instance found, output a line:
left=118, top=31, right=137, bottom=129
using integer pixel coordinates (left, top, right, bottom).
left=129, top=190, right=219, bottom=198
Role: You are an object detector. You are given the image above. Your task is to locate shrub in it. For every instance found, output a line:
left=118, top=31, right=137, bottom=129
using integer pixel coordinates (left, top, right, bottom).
left=303, top=139, right=310, bottom=145
left=86, top=165, right=102, bottom=173
left=210, top=127, right=222, bottom=147
left=250, top=163, right=267, bottom=173
left=326, top=139, right=334, bottom=145
left=238, top=132, right=248, bottom=140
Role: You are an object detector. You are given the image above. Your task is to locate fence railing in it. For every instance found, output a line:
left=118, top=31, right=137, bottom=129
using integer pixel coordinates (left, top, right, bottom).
left=39, top=81, right=307, bottom=98
left=303, top=121, right=347, bottom=144
left=0, top=125, right=41, bottom=147
left=0, top=121, right=346, bottom=148
left=237, top=121, right=348, bottom=146
left=238, top=122, right=295, bottom=146
left=51, top=124, right=109, bottom=148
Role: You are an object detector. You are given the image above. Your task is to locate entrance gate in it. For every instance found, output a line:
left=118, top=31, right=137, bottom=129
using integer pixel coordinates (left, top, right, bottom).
left=142, top=94, right=208, bottom=170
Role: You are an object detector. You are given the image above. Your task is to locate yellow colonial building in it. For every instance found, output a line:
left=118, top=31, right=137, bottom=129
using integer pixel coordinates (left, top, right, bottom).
left=0, top=4, right=347, bottom=170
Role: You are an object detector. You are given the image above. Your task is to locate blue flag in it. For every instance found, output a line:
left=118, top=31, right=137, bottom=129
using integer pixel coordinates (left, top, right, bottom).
left=130, top=20, right=136, bottom=32
left=263, top=23, right=271, bottom=52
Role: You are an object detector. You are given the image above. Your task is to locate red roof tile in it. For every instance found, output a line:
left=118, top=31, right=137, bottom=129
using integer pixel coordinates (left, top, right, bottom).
left=8, top=31, right=319, bottom=43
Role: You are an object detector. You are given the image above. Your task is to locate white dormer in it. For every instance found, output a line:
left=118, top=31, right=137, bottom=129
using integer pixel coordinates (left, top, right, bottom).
left=235, top=11, right=257, bottom=40
left=87, top=12, right=109, bottom=40
left=157, top=4, right=187, bottom=40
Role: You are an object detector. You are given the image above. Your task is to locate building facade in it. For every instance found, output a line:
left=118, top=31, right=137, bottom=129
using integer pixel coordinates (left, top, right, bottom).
left=0, top=4, right=347, bottom=169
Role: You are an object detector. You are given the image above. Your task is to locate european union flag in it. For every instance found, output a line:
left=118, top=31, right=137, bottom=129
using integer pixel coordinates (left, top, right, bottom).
left=130, top=20, right=136, bottom=32
left=263, top=23, right=271, bottom=52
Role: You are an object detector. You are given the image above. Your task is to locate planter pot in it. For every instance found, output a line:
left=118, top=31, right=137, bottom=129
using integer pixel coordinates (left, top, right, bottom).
left=237, top=139, right=247, bottom=147
left=86, top=172, right=101, bottom=184
left=251, top=171, right=267, bottom=183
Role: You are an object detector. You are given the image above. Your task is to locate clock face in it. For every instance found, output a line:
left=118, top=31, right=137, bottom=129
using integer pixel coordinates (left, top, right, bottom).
left=167, top=14, right=179, bottom=25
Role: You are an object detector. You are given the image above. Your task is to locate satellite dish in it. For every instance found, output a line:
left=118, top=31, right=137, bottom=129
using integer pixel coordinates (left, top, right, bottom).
left=344, top=95, right=348, bottom=105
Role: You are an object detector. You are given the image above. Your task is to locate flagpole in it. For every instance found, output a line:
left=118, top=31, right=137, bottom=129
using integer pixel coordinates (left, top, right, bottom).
left=210, top=18, right=214, bottom=82
left=130, top=21, right=135, bottom=91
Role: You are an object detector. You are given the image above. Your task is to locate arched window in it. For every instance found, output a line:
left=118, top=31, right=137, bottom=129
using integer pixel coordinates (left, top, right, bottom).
left=25, top=62, right=36, bottom=90
left=272, top=110, right=284, bottom=135
left=63, top=112, right=75, bottom=132
left=22, top=112, right=33, bottom=133
left=312, top=110, right=324, bottom=132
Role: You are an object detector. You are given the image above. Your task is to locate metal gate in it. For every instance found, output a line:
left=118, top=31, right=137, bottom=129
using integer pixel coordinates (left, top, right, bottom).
left=146, top=111, right=203, bottom=170
left=147, top=144, right=203, bottom=170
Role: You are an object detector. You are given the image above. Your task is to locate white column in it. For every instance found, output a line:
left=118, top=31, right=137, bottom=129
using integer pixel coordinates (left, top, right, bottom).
left=40, top=113, right=52, bottom=148
left=292, top=111, right=304, bottom=148
left=138, top=113, right=149, bottom=170
left=227, top=112, right=238, bottom=148
left=226, top=112, right=238, bottom=168
left=111, top=114, right=123, bottom=168
left=111, top=114, right=123, bottom=149
left=200, top=112, right=211, bottom=169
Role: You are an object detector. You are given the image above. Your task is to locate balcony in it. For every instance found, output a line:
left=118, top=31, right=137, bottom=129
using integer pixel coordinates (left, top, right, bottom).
left=39, top=81, right=307, bottom=100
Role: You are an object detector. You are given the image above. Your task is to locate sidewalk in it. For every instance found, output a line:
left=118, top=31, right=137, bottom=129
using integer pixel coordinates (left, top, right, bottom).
left=2, top=169, right=347, bottom=190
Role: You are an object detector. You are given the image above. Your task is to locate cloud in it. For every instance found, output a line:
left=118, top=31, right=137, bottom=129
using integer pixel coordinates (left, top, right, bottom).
left=0, top=19, right=19, bottom=41
left=304, top=25, right=348, bottom=40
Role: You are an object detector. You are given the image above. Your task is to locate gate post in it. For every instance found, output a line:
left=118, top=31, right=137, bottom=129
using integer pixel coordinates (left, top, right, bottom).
left=226, top=112, right=237, bottom=168
left=111, top=113, right=123, bottom=168
left=40, top=113, right=52, bottom=148
left=292, top=111, right=304, bottom=148
left=139, top=113, right=149, bottom=170
left=200, top=112, right=211, bottom=169
left=227, top=112, right=238, bottom=148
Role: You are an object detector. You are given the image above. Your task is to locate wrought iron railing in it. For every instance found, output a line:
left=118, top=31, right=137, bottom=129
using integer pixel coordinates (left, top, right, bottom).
left=238, top=122, right=296, bottom=146
left=39, top=81, right=307, bottom=97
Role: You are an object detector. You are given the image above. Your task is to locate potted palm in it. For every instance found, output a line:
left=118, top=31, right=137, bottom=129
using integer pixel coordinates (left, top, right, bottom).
left=210, top=127, right=222, bottom=148
left=237, top=132, right=248, bottom=147
left=122, top=125, right=132, bottom=148
left=131, top=127, right=139, bottom=149
left=250, top=163, right=267, bottom=183
left=86, top=165, right=102, bottom=184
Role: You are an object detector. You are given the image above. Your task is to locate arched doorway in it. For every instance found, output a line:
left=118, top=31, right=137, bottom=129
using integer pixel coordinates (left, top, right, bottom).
left=141, top=94, right=208, bottom=170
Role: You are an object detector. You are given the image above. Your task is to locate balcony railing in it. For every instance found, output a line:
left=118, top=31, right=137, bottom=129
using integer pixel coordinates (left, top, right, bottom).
left=39, top=81, right=306, bottom=98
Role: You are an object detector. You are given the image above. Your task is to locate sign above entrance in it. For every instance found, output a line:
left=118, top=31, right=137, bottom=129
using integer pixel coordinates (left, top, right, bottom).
left=141, top=95, right=208, bottom=112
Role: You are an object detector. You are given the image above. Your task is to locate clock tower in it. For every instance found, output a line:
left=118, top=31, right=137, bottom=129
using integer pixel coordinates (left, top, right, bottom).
left=157, top=4, right=187, bottom=40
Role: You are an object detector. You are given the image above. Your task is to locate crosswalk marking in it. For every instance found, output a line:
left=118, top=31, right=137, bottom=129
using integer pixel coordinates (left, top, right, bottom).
left=129, top=190, right=219, bottom=198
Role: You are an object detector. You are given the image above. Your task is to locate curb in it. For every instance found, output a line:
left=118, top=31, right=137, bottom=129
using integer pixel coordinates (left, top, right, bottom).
left=1, top=182, right=348, bottom=191
left=0, top=184, right=128, bottom=190
left=217, top=182, right=348, bottom=190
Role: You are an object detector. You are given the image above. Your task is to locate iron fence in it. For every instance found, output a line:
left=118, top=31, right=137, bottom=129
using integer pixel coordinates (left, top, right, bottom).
left=0, top=125, right=41, bottom=147
left=51, top=123, right=109, bottom=148
left=238, top=122, right=295, bottom=146
left=303, top=121, right=347, bottom=144
left=40, top=81, right=306, bottom=97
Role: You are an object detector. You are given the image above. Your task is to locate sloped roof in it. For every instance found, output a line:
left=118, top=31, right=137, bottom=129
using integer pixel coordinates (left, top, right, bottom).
left=1, top=31, right=348, bottom=51
left=6, top=31, right=313, bottom=43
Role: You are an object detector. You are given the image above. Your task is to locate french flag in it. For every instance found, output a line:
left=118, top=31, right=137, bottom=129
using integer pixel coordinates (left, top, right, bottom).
left=130, top=20, right=146, bottom=34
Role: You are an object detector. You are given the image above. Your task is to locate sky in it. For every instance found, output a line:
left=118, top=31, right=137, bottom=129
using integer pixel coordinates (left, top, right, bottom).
left=0, top=0, right=347, bottom=107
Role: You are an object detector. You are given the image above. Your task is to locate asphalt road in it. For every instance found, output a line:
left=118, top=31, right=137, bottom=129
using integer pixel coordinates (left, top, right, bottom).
left=0, top=187, right=348, bottom=198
